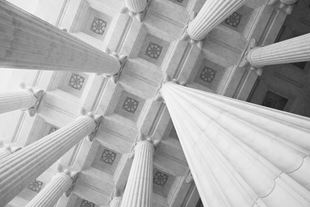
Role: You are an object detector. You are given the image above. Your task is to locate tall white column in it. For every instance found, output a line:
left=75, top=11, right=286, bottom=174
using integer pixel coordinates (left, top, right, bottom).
left=125, top=0, right=147, bottom=13
left=247, top=33, right=310, bottom=67
left=161, top=82, right=310, bottom=207
left=0, top=115, right=99, bottom=206
left=0, top=89, right=44, bottom=115
left=0, top=2, right=120, bottom=74
left=0, top=145, right=12, bottom=160
left=120, top=140, right=154, bottom=207
left=25, top=171, right=74, bottom=207
left=187, top=0, right=247, bottom=41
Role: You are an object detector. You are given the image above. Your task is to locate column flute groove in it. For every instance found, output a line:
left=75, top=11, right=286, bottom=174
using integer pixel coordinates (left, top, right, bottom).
left=120, top=140, right=154, bottom=207
left=25, top=171, right=74, bottom=207
left=0, top=1, right=120, bottom=74
left=187, top=0, right=247, bottom=41
left=0, top=90, right=37, bottom=114
left=246, top=33, right=310, bottom=67
left=161, top=82, right=310, bottom=207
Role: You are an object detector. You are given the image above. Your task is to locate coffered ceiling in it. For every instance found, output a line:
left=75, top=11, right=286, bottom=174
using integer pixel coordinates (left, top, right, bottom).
left=5, top=0, right=286, bottom=206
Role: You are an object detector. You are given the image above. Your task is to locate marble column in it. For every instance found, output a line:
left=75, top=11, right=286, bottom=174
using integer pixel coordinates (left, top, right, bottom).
left=125, top=0, right=147, bottom=14
left=25, top=171, right=74, bottom=207
left=120, top=140, right=154, bottom=207
left=0, top=90, right=38, bottom=115
left=0, top=1, right=120, bottom=74
left=187, top=0, right=247, bottom=41
left=247, top=33, right=310, bottom=67
left=0, top=145, right=12, bottom=160
left=161, top=82, right=310, bottom=207
left=0, top=115, right=98, bottom=206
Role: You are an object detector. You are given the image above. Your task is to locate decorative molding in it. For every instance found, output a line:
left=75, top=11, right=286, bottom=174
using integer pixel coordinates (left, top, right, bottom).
left=100, top=149, right=117, bottom=165
left=80, top=199, right=95, bottom=207
left=69, top=73, right=85, bottom=90
left=90, top=17, right=107, bottom=35
left=225, top=12, right=242, bottom=28
left=122, top=97, right=139, bottom=113
left=199, top=67, right=217, bottom=83
left=28, top=179, right=43, bottom=193
left=145, top=42, right=163, bottom=60
left=153, top=169, right=169, bottom=186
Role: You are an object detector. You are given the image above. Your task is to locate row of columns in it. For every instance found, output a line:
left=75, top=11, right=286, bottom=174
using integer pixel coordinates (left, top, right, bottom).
left=0, top=0, right=310, bottom=207
left=7, top=81, right=310, bottom=207
left=0, top=115, right=99, bottom=206
left=1, top=0, right=308, bottom=76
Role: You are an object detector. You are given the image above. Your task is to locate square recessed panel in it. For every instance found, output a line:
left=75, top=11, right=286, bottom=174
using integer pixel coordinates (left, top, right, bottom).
left=223, top=6, right=253, bottom=32
left=114, top=91, right=145, bottom=121
left=262, top=91, right=288, bottom=110
left=153, top=168, right=175, bottom=197
left=225, top=12, right=242, bottom=28
left=69, top=73, right=85, bottom=90
left=83, top=8, right=111, bottom=40
left=122, top=97, right=139, bottom=113
left=61, top=72, right=88, bottom=97
left=194, top=59, right=225, bottom=90
left=138, top=35, right=170, bottom=66
left=92, top=146, right=120, bottom=175
left=100, top=149, right=117, bottom=165
left=80, top=199, right=95, bottom=207
left=90, top=17, right=107, bottom=35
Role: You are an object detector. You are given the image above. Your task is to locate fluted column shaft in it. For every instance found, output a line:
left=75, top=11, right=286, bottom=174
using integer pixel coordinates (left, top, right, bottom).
left=187, top=0, right=247, bottom=41
left=120, top=140, right=154, bottom=207
left=0, top=2, right=120, bottom=73
left=0, top=115, right=96, bottom=206
left=0, top=90, right=36, bottom=114
left=125, top=0, right=147, bottom=13
left=25, top=172, right=73, bottom=207
left=161, top=82, right=310, bottom=207
left=247, top=33, right=310, bottom=67
left=0, top=146, right=12, bottom=160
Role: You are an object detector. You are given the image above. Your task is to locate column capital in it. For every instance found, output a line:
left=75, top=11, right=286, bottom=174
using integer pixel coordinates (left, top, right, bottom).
left=185, top=171, right=193, bottom=183
left=121, top=0, right=151, bottom=22
left=27, top=89, right=45, bottom=117
left=102, top=52, right=128, bottom=84
left=57, top=165, right=80, bottom=197
left=154, top=75, right=187, bottom=104
left=65, top=172, right=79, bottom=197
left=88, top=115, right=103, bottom=141
left=268, top=0, right=297, bottom=14
left=180, top=27, right=204, bottom=49
left=239, top=38, right=263, bottom=76
left=80, top=110, right=103, bottom=141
